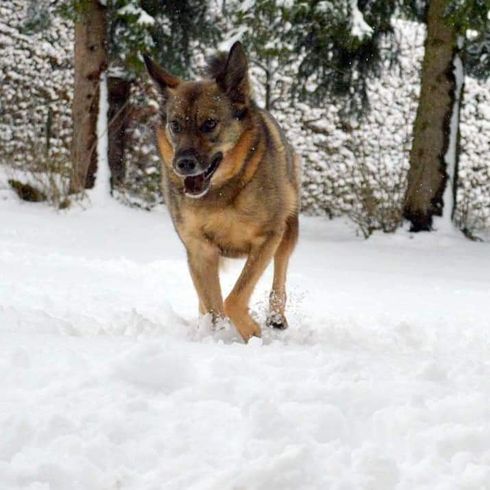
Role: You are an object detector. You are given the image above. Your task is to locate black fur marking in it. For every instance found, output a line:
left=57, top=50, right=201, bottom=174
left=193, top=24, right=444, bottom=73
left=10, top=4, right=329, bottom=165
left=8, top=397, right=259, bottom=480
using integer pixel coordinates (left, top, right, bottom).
left=233, top=106, right=248, bottom=120
left=266, top=316, right=288, bottom=330
left=205, top=51, right=228, bottom=80
left=206, top=43, right=249, bottom=104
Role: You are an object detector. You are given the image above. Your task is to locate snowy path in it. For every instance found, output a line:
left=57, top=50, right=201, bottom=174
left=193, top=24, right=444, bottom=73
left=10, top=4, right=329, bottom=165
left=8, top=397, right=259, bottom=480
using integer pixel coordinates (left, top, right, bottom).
left=1, top=196, right=489, bottom=489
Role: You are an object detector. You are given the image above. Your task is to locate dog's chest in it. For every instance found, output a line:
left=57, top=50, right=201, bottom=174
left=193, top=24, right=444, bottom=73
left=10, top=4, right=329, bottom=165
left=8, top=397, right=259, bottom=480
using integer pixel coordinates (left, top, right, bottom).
left=181, top=205, right=264, bottom=257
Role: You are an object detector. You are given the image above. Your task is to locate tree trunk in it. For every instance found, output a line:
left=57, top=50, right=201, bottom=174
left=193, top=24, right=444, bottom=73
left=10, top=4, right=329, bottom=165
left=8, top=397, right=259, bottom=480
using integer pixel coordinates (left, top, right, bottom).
left=403, top=0, right=459, bottom=231
left=107, top=76, right=130, bottom=188
left=70, top=0, right=108, bottom=194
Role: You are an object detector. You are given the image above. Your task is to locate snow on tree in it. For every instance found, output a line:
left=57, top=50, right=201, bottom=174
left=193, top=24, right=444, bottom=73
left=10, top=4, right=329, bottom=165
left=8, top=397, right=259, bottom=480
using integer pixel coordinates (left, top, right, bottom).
left=0, top=1, right=489, bottom=236
left=0, top=1, right=73, bottom=205
left=286, top=0, right=404, bottom=116
left=69, top=0, right=109, bottom=194
left=404, top=0, right=490, bottom=232
left=108, top=0, right=221, bottom=204
left=227, top=0, right=295, bottom=111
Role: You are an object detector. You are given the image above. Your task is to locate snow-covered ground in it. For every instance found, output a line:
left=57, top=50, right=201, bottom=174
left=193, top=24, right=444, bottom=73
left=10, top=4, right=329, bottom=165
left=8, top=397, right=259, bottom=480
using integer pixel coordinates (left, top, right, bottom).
left=1, top=190, right=489, bottom=490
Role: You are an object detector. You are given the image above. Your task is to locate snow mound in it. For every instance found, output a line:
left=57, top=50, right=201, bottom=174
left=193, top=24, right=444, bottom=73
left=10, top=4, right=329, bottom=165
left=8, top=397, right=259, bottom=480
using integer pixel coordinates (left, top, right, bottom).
left=1, top=199, right=489, bottom=489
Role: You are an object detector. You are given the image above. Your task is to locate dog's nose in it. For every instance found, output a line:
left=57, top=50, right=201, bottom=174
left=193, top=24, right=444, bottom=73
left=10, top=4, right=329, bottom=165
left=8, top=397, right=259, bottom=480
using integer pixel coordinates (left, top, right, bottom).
left=175, top=156, right=198, bottom=175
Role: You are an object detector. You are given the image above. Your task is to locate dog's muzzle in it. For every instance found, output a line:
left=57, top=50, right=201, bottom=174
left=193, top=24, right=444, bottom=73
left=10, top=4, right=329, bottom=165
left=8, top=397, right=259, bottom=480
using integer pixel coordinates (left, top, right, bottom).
left=178, top=152, right=223, bottom=198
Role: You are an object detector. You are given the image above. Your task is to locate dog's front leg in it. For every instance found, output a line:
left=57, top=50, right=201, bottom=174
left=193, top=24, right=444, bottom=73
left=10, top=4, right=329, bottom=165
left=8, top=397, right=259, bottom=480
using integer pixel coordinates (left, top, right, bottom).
left=186, top=239, right=224, bottom=324
left=225, top=232, right=282, bottom=342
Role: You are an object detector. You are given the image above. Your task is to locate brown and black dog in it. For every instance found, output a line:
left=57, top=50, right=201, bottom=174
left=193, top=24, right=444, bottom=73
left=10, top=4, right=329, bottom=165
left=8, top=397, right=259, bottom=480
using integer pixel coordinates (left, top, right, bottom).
left=144, top=42, right=300, bottom=341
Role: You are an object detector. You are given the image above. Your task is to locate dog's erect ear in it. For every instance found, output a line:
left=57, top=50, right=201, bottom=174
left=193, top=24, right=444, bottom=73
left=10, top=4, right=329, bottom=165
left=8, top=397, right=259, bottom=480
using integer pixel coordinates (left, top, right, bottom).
left=216, top=42, right=249, bottom=104
left=143, top=54, right=180, bottom=93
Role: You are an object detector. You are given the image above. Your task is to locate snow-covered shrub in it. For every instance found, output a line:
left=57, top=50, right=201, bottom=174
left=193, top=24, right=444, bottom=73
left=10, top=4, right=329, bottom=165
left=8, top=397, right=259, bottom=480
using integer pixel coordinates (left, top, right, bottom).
left=270, top=20, right=422, bottom=238
left=274, top=20, right=489, bottom=236
left=455, top=77, right=490, bottom=235
left=0, top=1, right=73, bottom=205
left=114, top=80, right=163, bottom=209
left=115, top=18, right=490, bottom=236
left=1, top=3, right=489, bottom=235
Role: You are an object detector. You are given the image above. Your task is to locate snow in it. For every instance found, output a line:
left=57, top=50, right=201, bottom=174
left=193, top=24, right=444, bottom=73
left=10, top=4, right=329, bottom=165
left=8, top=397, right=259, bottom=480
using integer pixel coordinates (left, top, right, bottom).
left=92, top=71, right=110, bottom=204
left=1, top=186, right=490, bottom=489
left=350, top=0, right=373, bottom=39
left=218, top=25, right=247, bottom=52
left=2, top=3, right=489, bottom=233
left=441, top=37, right=465, bottom=229
left=117, top=4, right=155, bottom=26
left=0, top=1, right=74, bottom=177
left=136, top=10, right=156, bottom=26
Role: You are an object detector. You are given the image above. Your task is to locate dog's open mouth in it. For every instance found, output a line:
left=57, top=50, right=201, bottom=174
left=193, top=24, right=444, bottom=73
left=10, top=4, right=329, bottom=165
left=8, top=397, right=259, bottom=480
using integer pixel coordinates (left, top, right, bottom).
left=184, top=153, right=223, bottom=198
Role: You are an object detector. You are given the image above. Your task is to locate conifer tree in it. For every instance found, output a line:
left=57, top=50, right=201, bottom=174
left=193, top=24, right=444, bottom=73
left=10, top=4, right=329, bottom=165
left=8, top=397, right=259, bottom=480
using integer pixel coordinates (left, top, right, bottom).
left=69, top=0, right=108, bottom=193
left=288, top=0, right=404, bottom=116
left=232, top=0, right=294, bottom=110
left=288, top=0, right=489, bottom=232
left=65, top=0, right=219, bottom=193
left=404, top=0, right=489, bottom=231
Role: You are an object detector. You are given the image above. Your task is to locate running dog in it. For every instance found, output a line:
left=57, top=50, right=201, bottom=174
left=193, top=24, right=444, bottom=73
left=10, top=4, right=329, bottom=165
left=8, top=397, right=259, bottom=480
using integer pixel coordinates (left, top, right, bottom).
left=144, top=42, right=300, bottom=341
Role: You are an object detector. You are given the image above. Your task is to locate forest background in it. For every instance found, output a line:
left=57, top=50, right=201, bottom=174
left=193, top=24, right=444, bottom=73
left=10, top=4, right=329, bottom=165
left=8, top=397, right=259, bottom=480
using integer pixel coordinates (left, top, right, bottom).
left=0, top=0, right=489, bottom=238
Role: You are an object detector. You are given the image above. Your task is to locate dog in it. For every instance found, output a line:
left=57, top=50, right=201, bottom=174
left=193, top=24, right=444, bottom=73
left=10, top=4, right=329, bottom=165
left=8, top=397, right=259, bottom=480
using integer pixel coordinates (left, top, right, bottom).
left=144, top=42, right=300, bottom=341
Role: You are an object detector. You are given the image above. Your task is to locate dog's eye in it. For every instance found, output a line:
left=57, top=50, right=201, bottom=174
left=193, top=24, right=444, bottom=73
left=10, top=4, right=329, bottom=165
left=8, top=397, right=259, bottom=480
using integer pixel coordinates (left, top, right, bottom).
left=201, top=119, right=218, bottom=133
left=169, top=120, right=182, bottom=134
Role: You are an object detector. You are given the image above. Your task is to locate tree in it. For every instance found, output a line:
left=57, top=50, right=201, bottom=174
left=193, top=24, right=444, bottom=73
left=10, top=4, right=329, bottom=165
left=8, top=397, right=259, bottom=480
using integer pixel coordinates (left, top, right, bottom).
left=288, top=0, right=488, bottom=232
left=109, top=0, right=219, bottom=77
left=0, top=1, right=73, bottom=173
left=103, top=0, right=220, bottom=193
left=287, top=0, right=403, bottom=117
left=65, top=0, right=220, bottom=194
left=231, top=0, right=294, bottom=111
left=105, top=0, right=156, bottom=190
left=403, top=0, right=489, bottom=231
left=69, top=0, right=108, bottom=193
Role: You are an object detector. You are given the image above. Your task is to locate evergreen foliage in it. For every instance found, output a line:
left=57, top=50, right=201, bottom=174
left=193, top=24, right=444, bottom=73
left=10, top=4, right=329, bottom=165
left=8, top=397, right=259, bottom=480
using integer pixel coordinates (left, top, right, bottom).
left=0, top=1, right=73, bottom=171
left=230, top=0, right=294, bottom=110
left=108, top=0, right=220, bottom=77
left=286, top=0, right=489, bottom=114
left=1, top=0, right=489, bottom=233
left=446, top=0, right=490, bottom=79
left=60, top=0, right=220, bottom=78
left=22, top=0, right=52, bottom=33
left=287, top=0, right=401, bottom=115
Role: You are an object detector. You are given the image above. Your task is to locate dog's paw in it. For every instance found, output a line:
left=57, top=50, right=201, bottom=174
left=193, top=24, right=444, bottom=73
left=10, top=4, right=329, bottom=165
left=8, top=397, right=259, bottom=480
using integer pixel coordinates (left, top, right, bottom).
left=237, top=319, right=261, bottom=342
left=266, top=313, right=288, bottom=330
left=224, top=300, right=262, bottom=342
left=230, top=315, right=261, bottom=342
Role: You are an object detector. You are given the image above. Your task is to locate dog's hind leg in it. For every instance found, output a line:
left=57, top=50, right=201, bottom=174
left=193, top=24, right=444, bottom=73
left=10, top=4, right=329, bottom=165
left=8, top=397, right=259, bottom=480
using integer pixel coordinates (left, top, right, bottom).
left=224, top=232, right=283, bottom=342
left=267, top=214, right=299, bottom=330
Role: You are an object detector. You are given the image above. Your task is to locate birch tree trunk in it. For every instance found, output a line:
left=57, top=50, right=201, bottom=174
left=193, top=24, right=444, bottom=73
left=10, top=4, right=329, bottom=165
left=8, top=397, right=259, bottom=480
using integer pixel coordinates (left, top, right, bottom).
left=403, top=0, right=460, bottom=231
left=70, top=0, right=108, bottom=193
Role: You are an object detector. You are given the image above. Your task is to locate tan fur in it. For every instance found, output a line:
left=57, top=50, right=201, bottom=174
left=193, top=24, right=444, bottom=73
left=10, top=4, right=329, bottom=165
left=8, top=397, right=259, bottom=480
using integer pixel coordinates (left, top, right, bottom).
left=146, top=43, right=300, bottom=341
left=156, top=127, right=174, bottom=167
left=213, top=127, right=264, bottom=188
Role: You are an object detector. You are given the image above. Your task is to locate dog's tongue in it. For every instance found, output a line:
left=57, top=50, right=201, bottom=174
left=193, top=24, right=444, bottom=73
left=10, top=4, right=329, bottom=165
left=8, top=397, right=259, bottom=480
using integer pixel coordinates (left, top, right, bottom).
left=184, top=174, right=206, bottom=195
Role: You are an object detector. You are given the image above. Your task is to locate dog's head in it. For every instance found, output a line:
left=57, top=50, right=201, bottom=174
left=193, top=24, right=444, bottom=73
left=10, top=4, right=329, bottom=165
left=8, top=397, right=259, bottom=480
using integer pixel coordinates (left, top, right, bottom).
left=144, top=42, right=252, bottom=198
